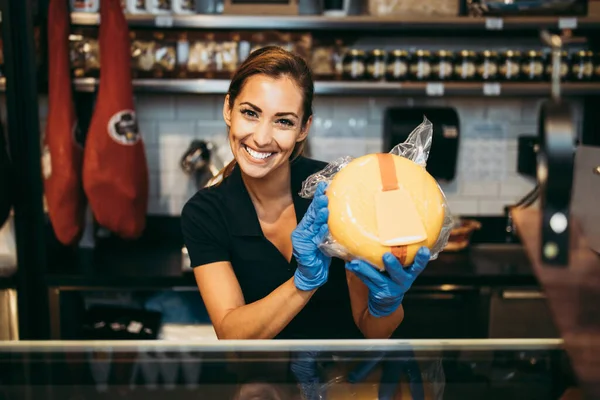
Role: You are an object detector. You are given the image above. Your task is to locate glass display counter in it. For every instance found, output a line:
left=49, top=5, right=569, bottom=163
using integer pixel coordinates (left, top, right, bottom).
left=0, top=338, right=575, bottom=399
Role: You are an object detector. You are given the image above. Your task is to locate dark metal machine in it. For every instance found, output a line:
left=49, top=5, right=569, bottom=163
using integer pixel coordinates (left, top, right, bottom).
left=536, top=31, right=577, bottom=266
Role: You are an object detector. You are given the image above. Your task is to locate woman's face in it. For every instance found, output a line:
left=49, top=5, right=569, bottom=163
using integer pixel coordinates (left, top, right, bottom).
left=223, top=73, right=311, bottom=180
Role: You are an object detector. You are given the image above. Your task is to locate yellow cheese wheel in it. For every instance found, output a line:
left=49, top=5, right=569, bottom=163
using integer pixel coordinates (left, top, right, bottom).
left=327, top=153, right=446, bottom=270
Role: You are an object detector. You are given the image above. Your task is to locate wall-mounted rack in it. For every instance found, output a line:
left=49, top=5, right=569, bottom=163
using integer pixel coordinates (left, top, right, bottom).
left=2, top=77, right=598, bottom=97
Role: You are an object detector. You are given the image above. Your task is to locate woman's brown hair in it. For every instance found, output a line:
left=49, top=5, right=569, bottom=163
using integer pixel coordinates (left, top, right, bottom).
left=209, top=46, right=314, bottom=186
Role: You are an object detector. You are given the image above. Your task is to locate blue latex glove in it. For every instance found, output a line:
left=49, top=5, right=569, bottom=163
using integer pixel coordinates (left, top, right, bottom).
left=289, top=351, right=323, bottom=400
left=346, top=247, right=431, bottom=317
left=291, top=182, right=331, bottom=291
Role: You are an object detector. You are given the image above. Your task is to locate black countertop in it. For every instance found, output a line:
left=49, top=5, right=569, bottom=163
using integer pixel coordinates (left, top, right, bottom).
left=44, top=242, right=539, bottom=290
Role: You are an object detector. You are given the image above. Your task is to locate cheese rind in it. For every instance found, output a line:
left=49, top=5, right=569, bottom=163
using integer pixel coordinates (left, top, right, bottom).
left=327, top=153, right=445, bottom=270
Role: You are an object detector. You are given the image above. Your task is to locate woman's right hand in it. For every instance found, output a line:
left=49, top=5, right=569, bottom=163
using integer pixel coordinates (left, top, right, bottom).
left=291, top=182, right=331, bottom=291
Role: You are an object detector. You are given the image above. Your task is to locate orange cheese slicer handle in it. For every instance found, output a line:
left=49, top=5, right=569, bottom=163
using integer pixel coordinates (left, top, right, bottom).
left=376, top=153, right=399, bottom=192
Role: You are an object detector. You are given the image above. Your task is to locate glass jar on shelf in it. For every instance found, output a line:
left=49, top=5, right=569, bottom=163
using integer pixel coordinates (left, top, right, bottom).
left=499, top=50, right=522, bottom=81
left=476, top=50, right=499, bottom=81
left=342, top=49, right=366, bottom=80
left=365, top=49, right=386, bottom=81
left=570, top=50, right=594, bottom=81
left=454, top=50, right=477, bottom=81
left=409, top=50, right=432, bottom=81
left=385, top=50, right=409, bottom=82
left=431, top=50, right=454, bottom=81
left=521, top=50, right=545, bottom=82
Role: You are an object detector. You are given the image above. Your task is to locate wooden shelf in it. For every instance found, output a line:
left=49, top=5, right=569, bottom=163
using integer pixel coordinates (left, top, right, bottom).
left=70, top=12, right=600, bottom=32
left=1, top=76, right=598, bottom=97
left=72, top=78, right=600, bottom=97
left=2, top=77, right=598, bottom=96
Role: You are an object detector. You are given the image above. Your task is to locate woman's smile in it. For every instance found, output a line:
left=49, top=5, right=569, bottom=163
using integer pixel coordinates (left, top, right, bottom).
left=242, top=143, right=277, bottom=164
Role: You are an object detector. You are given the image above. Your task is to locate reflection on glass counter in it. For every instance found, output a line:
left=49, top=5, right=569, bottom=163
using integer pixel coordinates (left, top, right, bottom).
left=0, top=339, right=575, bottom=399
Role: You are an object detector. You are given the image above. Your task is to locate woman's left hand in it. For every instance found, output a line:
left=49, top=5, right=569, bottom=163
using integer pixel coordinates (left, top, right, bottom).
left=346, top=247, right=431, bottom=318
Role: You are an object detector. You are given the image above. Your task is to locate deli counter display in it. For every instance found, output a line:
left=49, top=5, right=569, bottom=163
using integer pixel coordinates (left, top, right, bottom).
left=0, top=338, right=577, bottom=399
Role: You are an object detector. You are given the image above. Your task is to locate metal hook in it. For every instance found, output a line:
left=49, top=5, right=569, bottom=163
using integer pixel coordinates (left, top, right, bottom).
left=540, top=30, right=563, bottom=101
left=539, top=29, right=588, bottom=101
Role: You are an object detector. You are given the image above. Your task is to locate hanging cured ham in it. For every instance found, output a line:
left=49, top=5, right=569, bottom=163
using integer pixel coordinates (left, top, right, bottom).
left=83, top=0, right=149, bottom=239
left=42, top=0, right=86, bottom=245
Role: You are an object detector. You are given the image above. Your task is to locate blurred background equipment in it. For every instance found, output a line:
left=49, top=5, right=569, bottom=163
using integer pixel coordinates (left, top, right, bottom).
left=180, top=139, right=221, bottom=189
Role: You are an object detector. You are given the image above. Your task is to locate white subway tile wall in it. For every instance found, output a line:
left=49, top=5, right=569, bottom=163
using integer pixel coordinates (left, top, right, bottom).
left=3, top=94, right=583, bottom=217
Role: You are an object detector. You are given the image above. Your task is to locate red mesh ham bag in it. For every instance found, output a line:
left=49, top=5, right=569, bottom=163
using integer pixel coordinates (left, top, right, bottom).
left=83, top=0, right=149, bottom=239
left=42, top=0, right=86, bottom=245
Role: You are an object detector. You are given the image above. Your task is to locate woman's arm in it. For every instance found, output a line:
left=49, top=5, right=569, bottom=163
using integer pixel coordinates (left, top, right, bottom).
left=194, top=261, right=316, bottom=340
left=185, top=183, right=331, bottom=340
left=346, top=269, right=404, bottom=339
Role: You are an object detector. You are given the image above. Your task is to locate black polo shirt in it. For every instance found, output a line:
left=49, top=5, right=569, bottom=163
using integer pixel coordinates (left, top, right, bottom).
left=181, top=156, right=364, bottom=340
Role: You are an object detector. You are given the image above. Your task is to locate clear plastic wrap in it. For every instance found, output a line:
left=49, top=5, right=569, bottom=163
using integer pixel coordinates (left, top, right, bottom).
left=300, top=117, right=454, bottom=268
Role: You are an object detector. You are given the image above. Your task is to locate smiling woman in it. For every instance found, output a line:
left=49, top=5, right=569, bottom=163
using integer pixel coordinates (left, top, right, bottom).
left=180, top=46, right=430, bottom=343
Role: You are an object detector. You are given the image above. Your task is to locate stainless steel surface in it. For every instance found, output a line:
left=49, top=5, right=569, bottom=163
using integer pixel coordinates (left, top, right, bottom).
left=405, top=293, right=457, bottom=300
left=502, top=290, right=546, bottom=299
left=0, top=338, right=564, bottom=352
left=70, top=12, right=600, bottom=30
left=72, top=78, right=600, bottom=96
left=0, top=288, right=18, bottom=340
